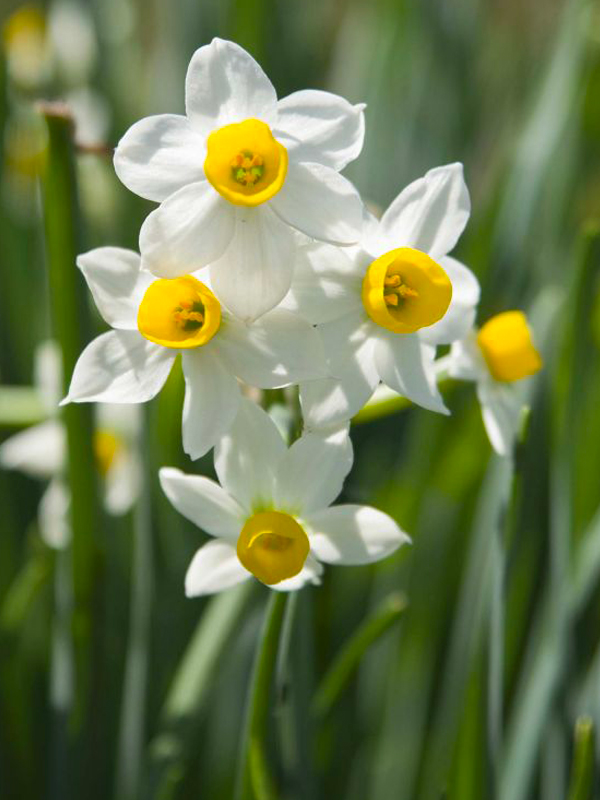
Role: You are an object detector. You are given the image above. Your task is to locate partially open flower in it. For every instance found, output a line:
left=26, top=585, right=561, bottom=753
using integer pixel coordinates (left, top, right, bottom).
left=446, top=311, right=543, bottom=455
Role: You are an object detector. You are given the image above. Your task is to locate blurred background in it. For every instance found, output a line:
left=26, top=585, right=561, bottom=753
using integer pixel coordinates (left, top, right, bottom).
left=1, top=0, right=600, bottom=798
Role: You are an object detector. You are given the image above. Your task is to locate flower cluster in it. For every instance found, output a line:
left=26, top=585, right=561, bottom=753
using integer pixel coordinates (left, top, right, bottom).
left=62, top=38, right=543, bottom=595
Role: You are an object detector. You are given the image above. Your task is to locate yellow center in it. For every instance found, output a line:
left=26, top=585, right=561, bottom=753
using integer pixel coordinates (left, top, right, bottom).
left=137, top=276, right=221, bottom=349
left=94, top=430, right=121, bottom=476
left=361, top=247, right=452, bottom=334
left=204, top=119, right=288, bottom=207
left=477, top=311, right=543, bottom=382
left=236, top=510, right=310, bottom=586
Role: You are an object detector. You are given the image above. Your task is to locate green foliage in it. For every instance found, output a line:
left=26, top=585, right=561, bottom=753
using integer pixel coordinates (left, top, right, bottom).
left=1, top=0, right=599, bottom=798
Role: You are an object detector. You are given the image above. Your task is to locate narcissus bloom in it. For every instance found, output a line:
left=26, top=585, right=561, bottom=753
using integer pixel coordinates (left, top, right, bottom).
left=114, top=38, right=365, bottom=321
left=445, top=311, right=543, bottom=455
left=63, top=247, right=326, bottom=459
left=283, top=163, right=480, bottom=427
left=160, top=400, right=409, bottom=595
left=0, top=342, right=140, bottom=547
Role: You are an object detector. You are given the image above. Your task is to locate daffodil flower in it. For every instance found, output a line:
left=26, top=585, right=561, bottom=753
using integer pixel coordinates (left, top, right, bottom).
left=282, top=163, right=480, bottom=427
left=62, top=247, right=327, bottom=459
left=0, top=341, right=140, bottom=547
left=113, top=38, right=365, bottom=321
left=159, top=399, right=409, bottom=595
left=445, top=311, right=543, bottom=456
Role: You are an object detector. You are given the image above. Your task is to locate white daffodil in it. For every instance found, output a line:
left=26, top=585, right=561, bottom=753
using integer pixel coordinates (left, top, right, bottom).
left=0, top=341, right=140, bottom=548
left=159, top=399, right=409, bottom=595
left=113, top=38, right=365, bottom=321
left=63, top=247, right=326, bottom=459
left=445, top=310, right=543, bottom=456
left=282, top=163, right=480, bottom=428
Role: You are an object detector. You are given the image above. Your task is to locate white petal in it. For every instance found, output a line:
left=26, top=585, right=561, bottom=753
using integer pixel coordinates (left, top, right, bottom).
left=139, top=181, right=235, bottom=277
left=181, top=348, right=241, bottom=460
left=39, top=479, right=71, bottom=550
left=214, top=308, right=327, bottom=388
left=214, top=398, right=286, bottom=511
left=113, top=114, right=206, bottom=202
left=271, top=162, right=363, bottom=245
left=477, top=380, right=522, bottom=457
left=374, top=335, right=448, bottom=414
left=271, top=552, right=323, bottom=592
left=376, top=163, right=470, bottom=259
left=185, top=540, right=250, bottom=597
left=306, top=505, right=410, bottom=564
left=104, top=448, right=140, bottom=515
left=63, top=331, right=174, bottom=404
left=159, top=466, right=245, bottom=539
left=77, top=247, right=153, bottom=330
left=0, top=421, right=65, bottom=478
left=300, top=317, right=379, bottom=427
left=274, top=90, right=365, bottom=170
left=447, top=334, right=483, bottom=382
left=419, top=256, right=481, bottom=346
left=275, top=427, right=353, bottom=515
left=210, top=207, right=295, bottom=322
left=281, top=242, right=363, bottom=325
left=185, top=38, right=277, bottom=132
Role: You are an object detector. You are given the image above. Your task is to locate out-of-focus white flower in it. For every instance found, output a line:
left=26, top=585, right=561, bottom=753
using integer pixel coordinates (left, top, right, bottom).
left=282, top=163, right=480, bottom=427
left=159, top=399, right=409, bottom=596
left=67, top=87, right=111, bottom=147
left=445, top=311, right=543, bottom=455
left=0, top=342, right=141, bottom=548
left=114, top=38, right=365, bottom=321
left=63, top=247, right=327, bottom=459
left=47, top=0, right=98, bottom=86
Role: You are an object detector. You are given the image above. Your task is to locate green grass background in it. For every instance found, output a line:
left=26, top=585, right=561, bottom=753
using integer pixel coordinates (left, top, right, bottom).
left=1, top=0, right=600, bottom=798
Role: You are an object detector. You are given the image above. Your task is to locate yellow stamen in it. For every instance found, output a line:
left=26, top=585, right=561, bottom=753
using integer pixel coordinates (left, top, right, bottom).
left=237, top=510, right=310, bottom=585
left=205, top=119, right=288, bottom=207
left=477, top=311, right=543, bottom=382
left=362, top=247, right=452, bottom=334
left=137, top=276, right=221, bottom=349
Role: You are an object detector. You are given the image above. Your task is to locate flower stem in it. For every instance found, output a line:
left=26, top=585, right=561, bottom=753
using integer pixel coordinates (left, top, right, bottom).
left=39, top=103, right=103, bottom=783
left=235, top=591, right=288, bottom=800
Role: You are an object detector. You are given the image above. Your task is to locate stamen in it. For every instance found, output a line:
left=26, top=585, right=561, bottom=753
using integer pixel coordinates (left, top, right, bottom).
left=231, top=150, right=265, bottom=186
left=384, top=293, right=399, bottom=307
left=383, top=274, right=419, bottom=307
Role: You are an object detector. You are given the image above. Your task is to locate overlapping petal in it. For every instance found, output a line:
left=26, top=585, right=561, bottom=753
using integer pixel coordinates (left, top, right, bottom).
left=181, top=348, right=241, bottom=460
left=274, top=89, right=365, bottom=170
left=214, top=399, right=286, bottom=511
left=477, top=380, right=523, bottom=457
left=77, top=247, right=153, bottom=330
left=185, top=38, right=277, bottom=132
left=275, top=426, right=354, bottom=514
left=210, top=207, right=295, bottom=321
left=271, top=162, right=363, bottom=245
left=271, top=553, right=323, bottom=592
left=281, top=242, right=363, bottom=325
left=214, top=308, right=327, bottom=387
left=307, top=505, right=409, bottom=564
left=419, top=256, right=480, bottom=346
left=159, top=467, right=245, bottom=539
left=63, top=330, right=174, bottom=404
left=375, top=163, right=470, bottom=259
left=114, top=114, right=206, bottom=202
left=374, top=334, right=448, bottom=414
left=185, top=540, right=250, bottom=597
left=139, top=181, right=235, bottom=277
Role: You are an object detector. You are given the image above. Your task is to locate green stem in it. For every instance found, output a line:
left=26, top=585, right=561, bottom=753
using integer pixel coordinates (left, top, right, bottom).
left=567, top=717, right=594, bottom=800
left=39, top=104, right=103, bottom=781
left=312, top=592, right=407, bottom=718
left=115, top=408, right=153, bottom=800
left=235, top=592, right=288, bottom=800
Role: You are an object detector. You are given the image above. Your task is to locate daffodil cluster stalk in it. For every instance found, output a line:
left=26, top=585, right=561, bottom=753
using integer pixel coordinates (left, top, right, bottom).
left=39, top=104, right=103, bottom=774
